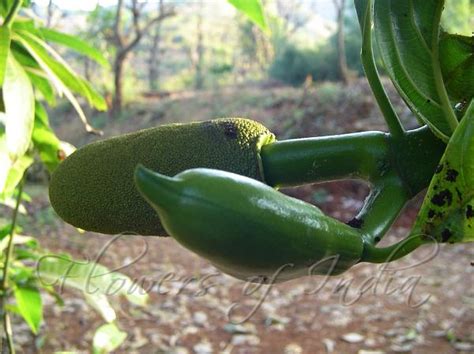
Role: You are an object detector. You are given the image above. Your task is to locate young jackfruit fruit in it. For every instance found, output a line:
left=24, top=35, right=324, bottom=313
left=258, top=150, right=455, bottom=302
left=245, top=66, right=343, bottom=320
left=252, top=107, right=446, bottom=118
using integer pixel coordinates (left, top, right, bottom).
left=49, top=118, right=275, bottom=236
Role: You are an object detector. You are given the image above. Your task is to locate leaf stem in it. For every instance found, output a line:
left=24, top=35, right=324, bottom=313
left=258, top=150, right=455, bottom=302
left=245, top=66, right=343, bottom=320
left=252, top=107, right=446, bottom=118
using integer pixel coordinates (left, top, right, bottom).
left=3, top=312, right=14, bottom=354
left=1, top=176, right=24, bottom=354
left=3, top=0, right=23, bottom=28
left=432, top=0, right=458, bottom=134
left=360, top=233, right=425, bottom=263
left=359, top=0, right=405, bottom=139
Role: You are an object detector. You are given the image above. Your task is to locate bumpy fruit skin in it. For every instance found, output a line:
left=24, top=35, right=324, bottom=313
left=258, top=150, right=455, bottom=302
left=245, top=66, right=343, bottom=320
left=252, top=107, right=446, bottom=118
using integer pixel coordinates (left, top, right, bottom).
left=134, top=166, right=365, bottom=282
left=49, top=118, right=275, bottom=236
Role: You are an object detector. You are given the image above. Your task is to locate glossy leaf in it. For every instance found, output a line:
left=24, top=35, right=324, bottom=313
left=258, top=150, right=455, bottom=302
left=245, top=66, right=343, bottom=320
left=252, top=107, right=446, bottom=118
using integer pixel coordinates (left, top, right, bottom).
left=26, top=68, right=56, bottom=106
left=411, top=101, right=474, bottom=243
left=92, top=323, right=127, bottom=354
left=13, top=32, right=103, bottom=134
left=0, top=224, right=10, bottom=240
left=32, top=102, right=61, bottom=172
left=0, top=153, right=33, bottom=200
left=39, top=28, right=110, bottom=68
left=11, top=18, right=38, bottom=34
left=13, top=286, right=43, bottom=334
left=84, top=293, right=117, bottom=323
left=439, top=32, right=474, bottom=102
left=14, top=30, right=106, bottom=111
left=0, top=27, right=11, bottom=88
left=227, top=0, right=268, bottom=33
left=10, top=40, right=40, bottom=68
left=36, top=255, right=149, bottom=307
left=374, top=0, right=457, bottom=140
left=0, top=55, right=35, bottom=193
left=0, top=55, right=35, bottom=158
left=0, top=0, right=14, bottom=17
left=0, top=235, right=36, bottom=253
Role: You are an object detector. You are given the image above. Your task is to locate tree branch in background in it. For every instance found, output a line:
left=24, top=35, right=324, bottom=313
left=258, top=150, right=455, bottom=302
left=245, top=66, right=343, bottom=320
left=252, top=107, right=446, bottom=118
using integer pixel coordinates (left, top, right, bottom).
left=111, top=0, right=175, bottom=116
left=148, top=0, right=164, bottom=92
left=333, top=0, right=350, bottom=84
left=194, top=0, right=204, bottom=90
left=275, top=0, right=310, bottom=37
left=1, top=176, right=25, bottom=354
left=46, top=0, right=53, bottom=27
left=113, top=0, right=125, bottom=48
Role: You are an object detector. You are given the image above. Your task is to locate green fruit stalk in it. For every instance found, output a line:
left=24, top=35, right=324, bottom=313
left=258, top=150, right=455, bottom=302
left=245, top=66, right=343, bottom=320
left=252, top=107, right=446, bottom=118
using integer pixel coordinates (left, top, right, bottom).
left=49, top=118, right=275, bottom=236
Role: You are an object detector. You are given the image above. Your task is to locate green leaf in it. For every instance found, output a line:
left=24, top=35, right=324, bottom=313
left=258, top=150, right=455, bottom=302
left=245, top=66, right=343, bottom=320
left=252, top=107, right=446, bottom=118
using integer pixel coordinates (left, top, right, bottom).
left=77, top=77, right=107, bottom=111
left=0, top=0, right=14, bottom=17
left=11, top=18, right=38, bottom=34
left=32, top=102, right=61, bottom=172
left=84, top=293, right=116, bottom=323
left=39, top=28, right=110, bottom=68
left=11, top=41, right=40, bottom=68
left=12, top=31, right=103, bottom=133
left=411, top=101, right=474, bottom=243
left=227, top=0, right=269, bottom=33
left=92, top=323, right=127, bottom=354
left=26, top=69, right=57, bottom=106
left=0, top=27, right=11, bottom=89
left=13, top=286, right=43, bottom=334
left=36, top=255, right=149, bottom=307
left=0, top=54, right=35, bottom=194
left=439, top=32, right=474, bottom=103
left=14, top=30, right=93, bottom=104
left=11, top=41, right=58, bottom=106
left=0, top=153, right=33, bottom=200
left=0, top=224, right=10, bottom=240
left=374, top=0, right=458, bottom=140
left=0, top=234, right=36, bottom=253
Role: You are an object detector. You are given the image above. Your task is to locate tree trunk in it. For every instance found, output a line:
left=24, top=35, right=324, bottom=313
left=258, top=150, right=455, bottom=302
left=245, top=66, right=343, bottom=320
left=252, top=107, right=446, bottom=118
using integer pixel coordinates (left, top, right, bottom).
left=148, top=29, right=162, bottom=91
left=84, top=57, right=91, bottom=82
left=112, top=52, right=125, bottom=116
left=110, top=0, right=175, bottom=116
left=335, top=0, right=350, bottom=84
left=46, top=0, right=54, bottom=27
left=194, top=0, right=204, bottom=90
left=148, top=0, right=163, bottom=92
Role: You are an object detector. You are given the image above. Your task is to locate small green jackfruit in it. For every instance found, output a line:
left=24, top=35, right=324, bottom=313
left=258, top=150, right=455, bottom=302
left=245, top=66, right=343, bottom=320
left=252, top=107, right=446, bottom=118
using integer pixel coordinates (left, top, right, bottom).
left=49, top=118, right=275, bottom=236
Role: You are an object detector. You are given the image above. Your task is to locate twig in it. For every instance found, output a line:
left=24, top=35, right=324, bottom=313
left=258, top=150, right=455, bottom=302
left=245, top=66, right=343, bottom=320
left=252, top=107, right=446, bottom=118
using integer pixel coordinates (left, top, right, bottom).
left=1, top=176, right=25, bottom=354
left=3, top=0, right=23, bottom=28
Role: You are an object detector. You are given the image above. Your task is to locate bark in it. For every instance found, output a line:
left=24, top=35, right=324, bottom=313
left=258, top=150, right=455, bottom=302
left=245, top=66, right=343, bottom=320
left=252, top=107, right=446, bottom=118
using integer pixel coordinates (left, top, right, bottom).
left=334, top=0, right=350, bottom=84
left=112, top=53, right=125, bottom=116
left=194, top=0, right=204, bottom=90
left=84, top=57, right=91, bottom=82
left=46, top=0, right=54, bottom=27
left=111, top=0, right=175, bottom=116
left=148, top=0, right=163, bottom=91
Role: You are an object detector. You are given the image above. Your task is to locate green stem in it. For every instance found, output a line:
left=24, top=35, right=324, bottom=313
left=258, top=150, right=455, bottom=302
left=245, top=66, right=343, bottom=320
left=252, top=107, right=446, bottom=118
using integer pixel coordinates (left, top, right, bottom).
left=261, top=130, right=390, bottom=187
left=261, top=126, right=445, bottom=251
left=431, top=1, right=458, bottom=134
left=261, top=126, right=444, bottom=194
left=3, top=0, right=22, bottom=28
left=1, top=176, right=24, bottom=354
left=388, top=126, right=446, bottom=197
left=3, top=312, right=14, bottom=354
left=356, top=175, right=409, bottom=244
left=360, top=233, right=425, bottom=263
left=358, top=0, right=405, bottom=139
